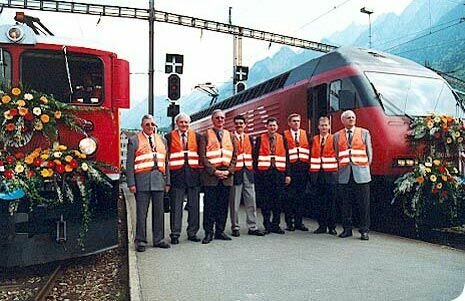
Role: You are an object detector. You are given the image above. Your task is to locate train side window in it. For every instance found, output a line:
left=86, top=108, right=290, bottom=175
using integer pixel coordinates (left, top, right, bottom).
left=329, top=80, right=341, bottom=112
left=0, top=49, right=12, bottom=88
left=20, top=50, right=104, bottom=105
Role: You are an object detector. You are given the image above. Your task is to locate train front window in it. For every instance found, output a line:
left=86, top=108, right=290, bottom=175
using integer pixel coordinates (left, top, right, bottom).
left=20, top=50, right=103, bottom=105
left=0, top=49, right=12, bottom=87
left=365, top=71, right=462, bottom=117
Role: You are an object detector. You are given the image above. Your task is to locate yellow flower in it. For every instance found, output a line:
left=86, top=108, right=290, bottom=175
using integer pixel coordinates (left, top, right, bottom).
left=433, top=159, right=441, bottom=166
left=15, top=164, right=24, bottom=173
left=40, top=153, right=49, bottom=160
left=1, top=95, right=11, bottom=104
left=16, top=99, right=25, bottom=107
left=40, top=168, right=54, bottom=178
left=54, top=111, right=62, bottom=119
left=425, top=167, right=431, bottom=173
left=430, top=175, right=437, bottom=182
left=436, top=182, right=443, bottom=189
left=58, top=145, right=67, bottom=151
left=34, top=120, right=43, bottom=130
left=427, top=121, right=434, bottom=129
left=434, top=116, right=441, bottom=123
left=18, top=107, right=28, bottom=116
left=442, top=175, right=448, bottom=182
left=40, top=114, right=50, bottom=123
left=65, top=155, right=73, bottom=163
left=455, top=131, right=461, bottom=138
left=65, top=164, right=73, bottom=172
left=11, top=87, right=21, bottom=96
left=80, top=153, right=87, bottom=159
left=39, top=96, right=48, bottom=104
left=24, top=156, right=34, bottom=165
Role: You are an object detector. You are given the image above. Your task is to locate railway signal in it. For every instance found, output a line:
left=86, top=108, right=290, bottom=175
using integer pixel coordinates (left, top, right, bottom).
left=168, top=74, right=181, bottom=101
left=165, top=54, right=184, bottom=74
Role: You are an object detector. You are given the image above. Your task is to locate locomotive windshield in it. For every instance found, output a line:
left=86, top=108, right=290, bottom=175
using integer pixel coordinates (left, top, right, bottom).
left=20, top=50, right=104, bottom=105
left=365, top=71, right=464, bottom=118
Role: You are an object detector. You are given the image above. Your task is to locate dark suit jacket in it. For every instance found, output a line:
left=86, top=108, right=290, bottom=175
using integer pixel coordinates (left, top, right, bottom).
left=126, top=133, right=170, bottom=192
left=199, top=129, right=237, bottom=187
left=233, top=134, right=255, bottom=185
left=165, top=131, right=202, bottom=189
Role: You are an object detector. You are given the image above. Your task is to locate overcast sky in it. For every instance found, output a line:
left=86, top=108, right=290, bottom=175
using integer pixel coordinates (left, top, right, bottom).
left=0, top=0, right=414, bottom=104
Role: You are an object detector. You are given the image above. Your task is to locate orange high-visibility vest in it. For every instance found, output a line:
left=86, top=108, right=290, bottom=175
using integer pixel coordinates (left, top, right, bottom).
left=257, top=133, right=286, bottom=172
left=337, top=127, right=369, bottom=167
left=284, top=129, right=310, bottom=163
left=234, top=132, right=253, bottom=171
left=168, top=129, right=201, bottom=170
left=134, top=132, right=166, bottom=174
left=309, top=134, right=337, bottom=172
left=205, top=128, right=234, bottom=167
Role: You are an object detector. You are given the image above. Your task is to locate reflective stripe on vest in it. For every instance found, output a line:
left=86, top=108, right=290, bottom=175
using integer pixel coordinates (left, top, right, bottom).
left=206, top=128, right=233, bottom=167
left=134, top=132, right=166, bottom=174
left=258, top=133, right=286, bottom=172
left=309, top=134, right=337, bottom=172
left=337, top=127, right=369, bottom=167
left=234, top=133, right=253, bottom=171
left=284, top=129, right=310, bottom=163
left=168, top=129, right=202, bottom=170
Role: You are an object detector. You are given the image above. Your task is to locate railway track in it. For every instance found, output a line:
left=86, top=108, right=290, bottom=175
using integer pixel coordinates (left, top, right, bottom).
left=34, top=264, right=63, bottom=301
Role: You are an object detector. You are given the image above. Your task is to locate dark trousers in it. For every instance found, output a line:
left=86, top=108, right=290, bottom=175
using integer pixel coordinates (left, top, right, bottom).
left=284, top=173, right=307, bottom=227
left=257, top=169, right=284, bottom=230
left=340, top=174, right=370, bottom=233
left=135, top=191, right=165, bottom=245
left=314, top=176, right=336, bottom=229
left=170, top=186, right=200, bottom=238
left=203, top=182, right=230, bottom=235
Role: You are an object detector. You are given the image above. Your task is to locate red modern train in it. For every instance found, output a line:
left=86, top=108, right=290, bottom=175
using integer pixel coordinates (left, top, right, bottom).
left=0, top=13, right=130, bottom=267
left=190, top=47, right=465, bottom=232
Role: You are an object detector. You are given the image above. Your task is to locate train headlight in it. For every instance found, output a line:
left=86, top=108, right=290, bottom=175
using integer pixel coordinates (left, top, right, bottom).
left=394, top=158, right=416, bottom=167
left=6, top=26, right=24, bottom=42
left=79, top=137, right=97, bottom=156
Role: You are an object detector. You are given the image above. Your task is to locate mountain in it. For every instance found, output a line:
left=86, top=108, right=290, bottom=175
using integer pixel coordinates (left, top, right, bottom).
left=121, top=0, right=465, bottom=129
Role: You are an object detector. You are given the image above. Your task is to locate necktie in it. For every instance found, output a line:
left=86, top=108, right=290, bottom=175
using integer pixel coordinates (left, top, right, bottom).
left=148, top=135, right=155, bottom=151
left=148, top=135, right=157, bottom=169
left=294, top=132, right=299, bottom=147
left=216, top=130, right=223, bottom=143
left=347, top=129, right=353, bottom=147
left=320, top=136, right=325, bottom=158
left=181, top=133, right=187, bottom=150
left=270, top=135, right=276, bottom=168
left=239, top=135, right=245, bottom=167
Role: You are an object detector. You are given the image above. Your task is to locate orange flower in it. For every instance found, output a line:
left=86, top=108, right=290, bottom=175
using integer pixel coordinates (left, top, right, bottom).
left=53, top=159, right=62, bottom=165
left=24, top=156, right=34, bottom=165
left=11, top=87, right=21, bottom=96
left=1, top=95, right=11, bottom=104
left=65, top=164, right=73, bottom=172
left=16, top=99, right=26, bottom=107
left=5, top=123, right=15, bottom=131
left=54, top=111, right=62, bottom=119
left=40, top=114, right=50, bottom=123
left=18, top=107, right=28, bottom=116
left=64, top=155, right=73, bottom=163
left=417, top=176, right=425, bottom=184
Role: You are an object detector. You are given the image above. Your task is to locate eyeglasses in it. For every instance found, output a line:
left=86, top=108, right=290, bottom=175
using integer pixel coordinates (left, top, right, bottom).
left=214, top=116, right=225, bottom=120
left=234, top=122, right=245, bottom=125
left=144, top=123, right=156, bottom=126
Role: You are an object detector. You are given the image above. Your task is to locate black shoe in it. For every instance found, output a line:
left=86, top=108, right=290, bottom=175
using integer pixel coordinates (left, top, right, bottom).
left=171, top=237, right=179, bottom=245
left=361, top=232, right=369, bottom=241
left=314, top=226, right=327, bottom=234
left=271, top=227, right=285, bottom=234
left=264, top=228, right=271, bottom=234
left=295, top=224, right=309, bottom=231
left=248, top=229, right=265, bottom=236
left=232, top=230, right=240, bottom=237
left=154, top=241, right=171, bottom=249
left=214, top=232, right=232, bottom=240
left=136, top=245, right=146, bottom=252
left=328, top=228, right=337, bottom=236
left=202, top=233, right=213, bottom=244
left=188, top=235, right=201, bottom=242
left=338, top=230, right=353, bottom=238
left=286, top=225, right=295, bottom=231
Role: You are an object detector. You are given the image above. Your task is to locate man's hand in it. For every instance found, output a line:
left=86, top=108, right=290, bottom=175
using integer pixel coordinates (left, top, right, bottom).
left=214, top=170, right=228, bottom=180
left=285, top=176, right=291, bottom=186
left=164, top=185, right=171, bottom=193
left=129, top=185, right=136, bottom=193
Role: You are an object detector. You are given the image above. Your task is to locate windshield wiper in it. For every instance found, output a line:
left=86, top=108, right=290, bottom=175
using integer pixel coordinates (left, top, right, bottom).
left=369, top=81, right=413, bottom=120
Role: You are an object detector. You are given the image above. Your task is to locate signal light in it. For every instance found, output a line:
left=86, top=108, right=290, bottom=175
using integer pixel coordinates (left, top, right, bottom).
left=168, top=74, right=181, bottom=100
left=235, top=82, right=246, bottom=93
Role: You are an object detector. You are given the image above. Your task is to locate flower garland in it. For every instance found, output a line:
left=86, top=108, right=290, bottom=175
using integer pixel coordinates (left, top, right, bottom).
left=0, top=87, right=82, bottom=147
left=393, top=113, right=465, bottom=229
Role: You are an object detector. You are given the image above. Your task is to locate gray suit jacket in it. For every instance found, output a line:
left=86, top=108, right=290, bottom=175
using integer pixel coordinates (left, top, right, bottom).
left=333, top=127, right=372, bottom=184
left=126, top=133, right=170, bottom=192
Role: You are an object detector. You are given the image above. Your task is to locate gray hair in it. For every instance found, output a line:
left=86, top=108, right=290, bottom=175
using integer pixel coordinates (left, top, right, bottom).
left=141, top=114, right=155, bottom=125
left=340, top=110, right=355, bottom=121
left=175, top=112, right=191, bottom=123
left=211, top=109, right=224, bottom=118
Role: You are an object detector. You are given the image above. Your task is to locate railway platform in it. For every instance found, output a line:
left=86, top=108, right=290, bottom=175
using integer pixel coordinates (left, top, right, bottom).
left=123, top=186, right=465, bottom=301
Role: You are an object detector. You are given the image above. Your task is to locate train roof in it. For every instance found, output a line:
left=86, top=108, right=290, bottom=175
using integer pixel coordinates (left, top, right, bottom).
left=191, top=47, right=441, bottom=121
